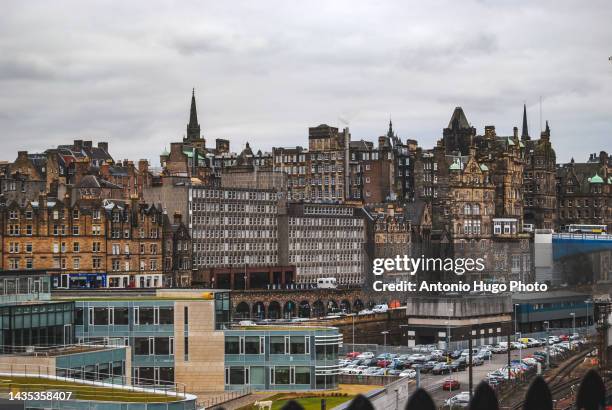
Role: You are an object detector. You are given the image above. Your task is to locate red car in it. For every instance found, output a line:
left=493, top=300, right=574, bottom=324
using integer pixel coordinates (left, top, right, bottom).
left=346, top=352, right=361, bottom=359
left=442, top=379, right=461, bottom=391
left=377, top=359, right=392, bottom=368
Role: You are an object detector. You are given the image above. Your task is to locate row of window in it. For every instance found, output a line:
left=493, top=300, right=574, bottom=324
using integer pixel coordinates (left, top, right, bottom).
left=76, top=306, right=174, bottom=326
left=225, top=335, right=311, bottom=355
left=226, top=366, right=311, bottom=386
left=57, top=361, right=124, bottom=381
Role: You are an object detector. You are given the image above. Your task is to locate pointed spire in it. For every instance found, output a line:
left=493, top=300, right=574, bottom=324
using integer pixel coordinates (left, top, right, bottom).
left=387, top=116, right=394, bottom=138
left=186, top=88, right=201, bottom=141
left=448, top=107, right=470, bottom=130
left=521, top=103, right=530, bottom=140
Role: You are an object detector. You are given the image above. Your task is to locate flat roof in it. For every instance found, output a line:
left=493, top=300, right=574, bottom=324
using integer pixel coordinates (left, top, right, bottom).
left=512, top=289, right=591, bottom=302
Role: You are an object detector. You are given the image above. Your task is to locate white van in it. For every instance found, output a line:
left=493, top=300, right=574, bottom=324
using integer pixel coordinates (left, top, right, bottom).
left=372, top=304, right=388, bottom=313
left=316, top=277, right=337, bottom=289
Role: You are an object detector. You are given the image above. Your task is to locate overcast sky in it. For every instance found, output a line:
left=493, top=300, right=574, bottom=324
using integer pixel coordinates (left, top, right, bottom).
left=1, top=1, right=611, bottom=166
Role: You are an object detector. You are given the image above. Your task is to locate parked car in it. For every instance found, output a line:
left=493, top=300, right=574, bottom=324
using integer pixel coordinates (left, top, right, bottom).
left=442, top=378, right=461, bottom=391
left=400, top=369, right=416, bottom=378
left=432, top=363, right=451, bottom=375
left=357, top=352, right=374, bottom=360
left=471, top=357, right=484, bottom=366
left=421, top=361, right=438, bottom=373
left=444, top=392, right=470, bottom=408
left=477, top=350, right=492, bottom=360
left=449, top=360, right=466, bottom=372
left=377, top=359, right=392, bottom=368
left=346, top=351, right=361, bottom=359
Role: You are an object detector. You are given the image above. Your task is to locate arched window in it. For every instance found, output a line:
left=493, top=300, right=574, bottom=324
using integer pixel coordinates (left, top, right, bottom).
left=464, top=204, right=471, bottom=215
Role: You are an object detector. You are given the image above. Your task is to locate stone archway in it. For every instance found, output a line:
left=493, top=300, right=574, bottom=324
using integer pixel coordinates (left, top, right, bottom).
left=268, top=301, right=281, bottom=319
left=339, top=299, right=351, bottom=313
left=252, top=301, right=266, bottom=320
left=312, top=300, right=325, bottom=318
left=353, top=299, right=364, bottom=311
left=327, top=300, right=338, bottom=312
left=235, top=301, right=250, bottom=319
left=298, top=300, right=311, bottom=318
left=283, top=300, right=297, bottom=319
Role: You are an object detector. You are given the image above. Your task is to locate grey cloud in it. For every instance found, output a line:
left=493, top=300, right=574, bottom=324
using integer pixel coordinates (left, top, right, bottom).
left=0, top=0, right=610, bottom=166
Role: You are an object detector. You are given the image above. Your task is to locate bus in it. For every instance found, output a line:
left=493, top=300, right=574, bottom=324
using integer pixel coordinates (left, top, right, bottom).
left=566, top=224, right=607, bottom=234
left=316, top=277, right=338, bottom=289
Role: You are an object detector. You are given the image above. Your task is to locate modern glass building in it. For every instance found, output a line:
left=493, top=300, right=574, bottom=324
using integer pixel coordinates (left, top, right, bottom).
left=71, top=290, right=231, bottom=391
left=224, top=326, right=342, bottom=391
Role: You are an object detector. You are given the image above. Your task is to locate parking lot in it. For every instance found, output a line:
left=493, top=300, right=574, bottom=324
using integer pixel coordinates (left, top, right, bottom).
left=340, top=335, right=590, bottom=408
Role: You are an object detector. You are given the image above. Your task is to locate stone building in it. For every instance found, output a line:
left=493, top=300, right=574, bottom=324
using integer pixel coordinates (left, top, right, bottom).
left=363, top=204, right=411, bottom=282
left=557, top=151, right=612, bottom=231
left=0, top=195, right=164, bottom=289
left=162, top=212, right=192, bottom=287
left=522, top=111, right=558, bottom=229
left=273, top=124, right=352, bottom=202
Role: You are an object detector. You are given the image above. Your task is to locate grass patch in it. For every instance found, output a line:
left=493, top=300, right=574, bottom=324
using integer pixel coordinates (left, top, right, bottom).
left=271, top=396, right=351, bottom=410
left=0, top=376, right=182, bottom=403
left=239, top=393, right=353, bottom=410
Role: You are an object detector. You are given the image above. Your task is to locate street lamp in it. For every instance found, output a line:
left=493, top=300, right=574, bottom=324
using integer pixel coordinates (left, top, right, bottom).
left=381, top=331, right=390, bottom=371
left=381, top=331, right=390, bottom=348
left=585, top=300, right=592, bottom=336
left=544, top=321, right=550, bottom=369
left=514, top=303, right=520, bottom=335
left=400, top=324, right=410, bottom=348
left=516, top=332, right=522, bottom=361
left=570, top=312, right=576, bottom=338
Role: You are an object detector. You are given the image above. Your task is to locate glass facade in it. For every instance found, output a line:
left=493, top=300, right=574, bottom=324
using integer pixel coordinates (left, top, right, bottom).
left=0, top=272, right=51, bottom=304
left=224, top=327, right=341, bottom=391
left=215, top=292, right=231, bottom=329
left=75, top=300, right=176, bottom=386
left=0, top=301, right=74, bottom=348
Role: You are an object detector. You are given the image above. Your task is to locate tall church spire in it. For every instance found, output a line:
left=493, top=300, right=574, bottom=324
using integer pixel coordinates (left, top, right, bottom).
left=186, top=88, right=201, bottom=142
left=387, top=117, right=394, bottom=138
left=521, top=103, right=530, bottom=140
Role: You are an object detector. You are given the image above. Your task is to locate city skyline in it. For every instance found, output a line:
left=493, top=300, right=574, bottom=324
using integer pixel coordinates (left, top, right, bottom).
left=1, top=1, right=611, bottom=166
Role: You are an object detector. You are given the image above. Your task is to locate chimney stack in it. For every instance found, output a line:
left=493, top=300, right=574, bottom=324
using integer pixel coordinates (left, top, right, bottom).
left=173, top=212, right=182, bottom=225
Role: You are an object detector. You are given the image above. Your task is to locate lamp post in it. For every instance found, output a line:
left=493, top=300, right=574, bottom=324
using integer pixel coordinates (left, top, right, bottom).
left=381, top=331, right=390, bottom=349
left=381, top=331, right=390, bottom=371
left=400, top=324, right=410, bottom=348
left=352, top=314, right=355, bottom=349
left=585, top=300, right=592, bottom=336
left=570, top=312, right=576, bottom=338
left=544, top=321, right=550, bottom=369
left=514, top=303, right=520, bottom=335
left=516, top=332, right=522, bottom=361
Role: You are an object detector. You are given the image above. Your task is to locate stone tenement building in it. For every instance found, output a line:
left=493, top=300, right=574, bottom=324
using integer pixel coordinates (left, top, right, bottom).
left=274, top=121, right=418, bottom=204
left=0, top=196, right=163, bottom=289
left=557, top=151, right=612, bottom=231
left=162, top=212, right=192, bottom=288
left=522, top=109, right=558, bottom=230
left=273, top=124, right=352, bottom=202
